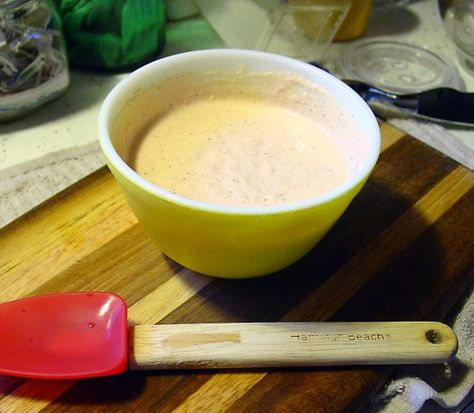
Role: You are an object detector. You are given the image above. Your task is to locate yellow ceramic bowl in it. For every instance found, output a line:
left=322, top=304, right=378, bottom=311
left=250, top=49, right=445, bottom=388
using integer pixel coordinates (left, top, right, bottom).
left=98, top=50, right=380, bottom=278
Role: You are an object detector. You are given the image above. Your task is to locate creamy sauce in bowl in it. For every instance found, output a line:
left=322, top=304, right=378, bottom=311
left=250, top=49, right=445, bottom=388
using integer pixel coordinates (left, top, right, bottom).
left=115, top=71, right=368, bottom=208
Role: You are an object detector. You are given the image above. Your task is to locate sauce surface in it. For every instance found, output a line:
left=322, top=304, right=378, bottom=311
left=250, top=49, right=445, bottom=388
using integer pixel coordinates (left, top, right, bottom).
left=117, top=71, right=367, bottom=207
left=131, top=96, right=350, bottom=207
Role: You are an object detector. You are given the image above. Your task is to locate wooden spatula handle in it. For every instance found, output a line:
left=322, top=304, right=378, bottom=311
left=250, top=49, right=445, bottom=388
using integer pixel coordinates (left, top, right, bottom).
left=129, top=321, right=457, bottom=370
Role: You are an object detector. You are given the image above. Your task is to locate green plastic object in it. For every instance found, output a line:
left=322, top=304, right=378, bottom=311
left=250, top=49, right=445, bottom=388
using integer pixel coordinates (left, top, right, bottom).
left=54, top=0, right=166, bottom=69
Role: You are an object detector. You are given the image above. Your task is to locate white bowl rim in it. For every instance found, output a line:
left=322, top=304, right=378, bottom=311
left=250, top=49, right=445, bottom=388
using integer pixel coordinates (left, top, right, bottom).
left=98, top=49, right=381, bottom=216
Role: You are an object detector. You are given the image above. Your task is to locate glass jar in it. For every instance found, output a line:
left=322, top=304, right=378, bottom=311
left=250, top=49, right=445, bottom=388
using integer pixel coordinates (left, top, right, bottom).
left=0, top=0, right=69, bottom=122
left=452, top=0, right=474, bottom=75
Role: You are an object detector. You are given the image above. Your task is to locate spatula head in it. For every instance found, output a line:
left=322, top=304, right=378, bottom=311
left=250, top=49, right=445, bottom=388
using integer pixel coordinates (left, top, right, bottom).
left=0, top=292, right=128, bottom=379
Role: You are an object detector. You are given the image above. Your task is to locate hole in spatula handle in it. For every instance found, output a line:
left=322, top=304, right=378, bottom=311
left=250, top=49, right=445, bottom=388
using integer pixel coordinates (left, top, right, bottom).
left=425, top=329, right=443, bottom=344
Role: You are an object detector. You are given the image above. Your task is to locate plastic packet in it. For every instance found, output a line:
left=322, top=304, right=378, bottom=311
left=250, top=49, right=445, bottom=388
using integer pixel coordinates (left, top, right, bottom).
left=55, top=0, right=166, bottom=69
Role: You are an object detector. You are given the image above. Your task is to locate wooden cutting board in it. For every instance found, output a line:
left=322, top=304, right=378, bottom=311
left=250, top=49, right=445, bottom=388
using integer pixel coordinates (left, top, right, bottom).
left=1, top=122, right=473, bottom=413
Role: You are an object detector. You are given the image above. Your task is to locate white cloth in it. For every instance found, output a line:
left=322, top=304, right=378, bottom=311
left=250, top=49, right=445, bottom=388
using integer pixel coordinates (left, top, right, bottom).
left=371, top=289, right=474, bottom=412
left=0, top=142, right=104, bottom=228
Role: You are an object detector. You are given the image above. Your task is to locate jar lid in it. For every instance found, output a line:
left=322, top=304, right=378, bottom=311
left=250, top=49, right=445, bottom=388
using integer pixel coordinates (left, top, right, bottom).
left=338, top=39, right=464, bottom=93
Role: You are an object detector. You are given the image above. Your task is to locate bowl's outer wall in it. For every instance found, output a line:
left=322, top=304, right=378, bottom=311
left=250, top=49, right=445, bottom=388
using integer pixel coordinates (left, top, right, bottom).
left=108, top=162, right=368, bottom=278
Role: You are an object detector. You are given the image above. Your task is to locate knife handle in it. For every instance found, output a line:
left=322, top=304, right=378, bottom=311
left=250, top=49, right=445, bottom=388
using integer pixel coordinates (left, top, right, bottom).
left=418, top=88, right=474, bottom=124
left=129, top=321, right=457, bottom=370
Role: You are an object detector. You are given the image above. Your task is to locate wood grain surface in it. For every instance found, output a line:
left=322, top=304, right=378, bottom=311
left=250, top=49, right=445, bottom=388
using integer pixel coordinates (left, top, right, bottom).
left=1, top=122, right=473, bottom=413
left=129, top=321, right=458, bottom=369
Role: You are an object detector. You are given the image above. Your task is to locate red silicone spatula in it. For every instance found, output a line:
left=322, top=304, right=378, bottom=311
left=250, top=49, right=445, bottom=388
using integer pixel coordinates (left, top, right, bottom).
left=0, top=292, right=458, bottom=379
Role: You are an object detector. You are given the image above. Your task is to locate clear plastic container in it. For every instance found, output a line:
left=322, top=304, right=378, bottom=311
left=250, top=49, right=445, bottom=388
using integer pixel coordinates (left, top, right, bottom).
left=193, top=0, right=351, bottom=61
left=0, top=0, right=69, bottom=122
left=339, top=39, right=464, bottom=93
